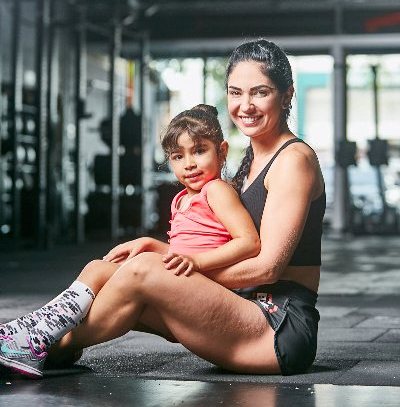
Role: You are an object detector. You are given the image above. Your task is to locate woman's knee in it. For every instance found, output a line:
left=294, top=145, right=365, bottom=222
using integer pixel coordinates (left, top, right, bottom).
left=114, top=252, right=163, bottom=290
left=79, top=259, right=108, bottom=278
left=78, top=259, right=118, bottom=293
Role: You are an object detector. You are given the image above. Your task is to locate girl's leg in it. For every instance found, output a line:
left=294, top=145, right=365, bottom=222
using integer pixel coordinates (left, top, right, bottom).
left=58, top=252, right=280, bottom=374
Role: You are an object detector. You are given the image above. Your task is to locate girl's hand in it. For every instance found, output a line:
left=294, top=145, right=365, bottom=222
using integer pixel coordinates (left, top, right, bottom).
left=162, top=253, right=199, bottom=276
left=103, top=238, right=151, bottom=264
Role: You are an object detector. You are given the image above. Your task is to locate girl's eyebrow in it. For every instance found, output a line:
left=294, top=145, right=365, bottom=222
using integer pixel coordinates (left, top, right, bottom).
left=194, top=141, right=207, bottom=147
left=170, top=147, right=183, bottom=154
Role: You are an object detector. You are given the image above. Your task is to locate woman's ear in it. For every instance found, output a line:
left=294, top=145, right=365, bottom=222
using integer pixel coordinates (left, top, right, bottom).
left=282, top=85, right=294, bottom=109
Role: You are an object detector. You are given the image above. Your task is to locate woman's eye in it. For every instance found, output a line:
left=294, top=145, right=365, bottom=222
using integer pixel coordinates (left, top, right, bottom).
left=253, top=90, right=268, bottom=97
left=229, top=90, right=240, bottom=97
left=171, top=154, right=182, bottom=161
left=194, top=148, right=206, bottom=155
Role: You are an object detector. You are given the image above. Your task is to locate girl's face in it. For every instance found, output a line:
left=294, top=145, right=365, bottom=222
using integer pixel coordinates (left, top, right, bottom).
left=169, top=132, right=228, bottom=196
left=227, top=61, right=292, bottom=140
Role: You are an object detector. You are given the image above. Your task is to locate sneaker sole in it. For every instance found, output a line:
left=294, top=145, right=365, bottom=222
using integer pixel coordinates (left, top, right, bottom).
left=0, top=354, right=43, bottom=378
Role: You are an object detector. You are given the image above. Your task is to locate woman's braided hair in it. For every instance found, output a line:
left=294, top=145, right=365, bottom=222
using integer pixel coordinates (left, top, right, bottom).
left=226, top=39, right=294, bottom=193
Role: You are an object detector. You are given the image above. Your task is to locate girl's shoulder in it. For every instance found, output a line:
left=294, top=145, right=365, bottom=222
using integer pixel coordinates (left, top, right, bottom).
left=203, top=179, right=239, bottom=206
left=201, top=178, right=223, bottom=192
left=201, top=178, right=235, bottom=196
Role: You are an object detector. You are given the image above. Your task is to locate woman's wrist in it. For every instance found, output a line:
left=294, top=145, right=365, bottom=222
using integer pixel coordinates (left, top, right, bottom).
left=141, top=237, right=169, bottom=254
left=137, top=237, right=154, bottom=251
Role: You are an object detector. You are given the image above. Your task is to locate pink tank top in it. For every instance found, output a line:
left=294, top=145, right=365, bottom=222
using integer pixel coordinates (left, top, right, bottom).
left=167, top=180, right=232, bottom=254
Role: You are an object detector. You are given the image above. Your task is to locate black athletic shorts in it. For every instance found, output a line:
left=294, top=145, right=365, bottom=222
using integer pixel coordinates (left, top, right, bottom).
left=236, top=280, right=319, bottom=375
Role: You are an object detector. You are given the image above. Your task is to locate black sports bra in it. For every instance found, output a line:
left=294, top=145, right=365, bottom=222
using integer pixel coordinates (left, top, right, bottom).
left=240, top=138, right=326, bottom=266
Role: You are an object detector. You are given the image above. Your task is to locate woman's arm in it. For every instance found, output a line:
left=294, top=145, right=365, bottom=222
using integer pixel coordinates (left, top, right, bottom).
left=208, top=149, right=320, bottom=288
left=164, top=180, right=260, bottom=274
left=103, top=237, right=169, bottom=264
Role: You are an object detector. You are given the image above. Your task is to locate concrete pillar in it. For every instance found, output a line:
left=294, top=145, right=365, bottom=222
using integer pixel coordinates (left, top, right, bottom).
left=10, top=0, right=23, bottom=240
left=140, top=33, right=155, bottom=232
left=74, top=5, right=87, bottom=243
left=109, top=18, right=122, bottom=240
left=35, top=0, right=50, bottom=248
left=331, top=43, right=349, bottom=233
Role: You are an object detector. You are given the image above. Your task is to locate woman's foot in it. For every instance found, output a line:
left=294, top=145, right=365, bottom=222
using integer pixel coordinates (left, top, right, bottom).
left=0, top=335, right=47, bottom=378
left=44, top=344, right=83, bottom=369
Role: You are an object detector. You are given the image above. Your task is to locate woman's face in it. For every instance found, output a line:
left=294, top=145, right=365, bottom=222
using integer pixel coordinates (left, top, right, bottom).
left=227, top=61, right=289, bottom=140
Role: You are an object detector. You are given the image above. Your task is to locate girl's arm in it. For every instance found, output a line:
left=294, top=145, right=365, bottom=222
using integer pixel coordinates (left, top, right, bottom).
left=164, top=179, right=260, bottom=274
left=103, top=237, right=169, bottom=264
left=207, top=148, right=321, bottom=288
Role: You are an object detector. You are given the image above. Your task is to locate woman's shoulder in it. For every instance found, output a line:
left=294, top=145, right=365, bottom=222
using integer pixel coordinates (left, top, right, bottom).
left=266, top=140, right=322, bottom=194
left=275, top=139, right=320, bottom=173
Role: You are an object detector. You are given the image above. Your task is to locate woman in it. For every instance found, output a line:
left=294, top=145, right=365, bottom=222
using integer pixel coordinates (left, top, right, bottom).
left=3, top=39, right=326, bottom=377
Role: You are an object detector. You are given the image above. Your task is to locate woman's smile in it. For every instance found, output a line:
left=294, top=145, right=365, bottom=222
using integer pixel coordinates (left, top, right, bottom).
left=238, top=115, right=263, bottom=126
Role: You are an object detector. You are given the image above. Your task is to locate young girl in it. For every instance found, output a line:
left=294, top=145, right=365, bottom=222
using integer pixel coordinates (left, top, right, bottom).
left=0, top=104, right=260, bottom=378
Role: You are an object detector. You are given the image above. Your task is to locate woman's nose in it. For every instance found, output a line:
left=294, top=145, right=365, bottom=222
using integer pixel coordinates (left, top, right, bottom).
left=241, top=95, right=255, bottom=112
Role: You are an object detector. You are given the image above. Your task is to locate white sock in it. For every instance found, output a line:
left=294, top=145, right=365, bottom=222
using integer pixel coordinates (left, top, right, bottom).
left=1, top=281, right=95, bottom=353
left=0, top=290, right=79, bottom=336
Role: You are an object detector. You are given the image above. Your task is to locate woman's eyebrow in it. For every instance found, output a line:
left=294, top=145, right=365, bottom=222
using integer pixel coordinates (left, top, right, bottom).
left=228, top=84, right=275, bottom=91
left=250, top=84, right=276, bottom=91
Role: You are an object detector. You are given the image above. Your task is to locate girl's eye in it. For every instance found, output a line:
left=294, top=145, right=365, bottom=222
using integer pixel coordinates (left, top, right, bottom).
left=194, top=148, right=206, bottom=155
left=171, top=154, right=182, bottom=161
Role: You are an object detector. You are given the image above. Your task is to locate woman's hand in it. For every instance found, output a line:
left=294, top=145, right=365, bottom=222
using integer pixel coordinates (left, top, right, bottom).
left=103, top=237, right=153, bottom=264
left=162, top=253, right=200, bottom=276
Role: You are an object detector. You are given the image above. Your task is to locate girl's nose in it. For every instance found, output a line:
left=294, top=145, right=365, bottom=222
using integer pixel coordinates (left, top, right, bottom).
left=184, top=157, right=196, bottom=169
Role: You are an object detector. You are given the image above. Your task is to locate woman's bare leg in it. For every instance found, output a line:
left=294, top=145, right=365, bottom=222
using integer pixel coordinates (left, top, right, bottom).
left=47, top=259, right=177, bottom=366
left=44, top=260, right=120, bottom=366
left=77, top=259, right=120, bottom=294
left=57, top=252, right=280, bottom=374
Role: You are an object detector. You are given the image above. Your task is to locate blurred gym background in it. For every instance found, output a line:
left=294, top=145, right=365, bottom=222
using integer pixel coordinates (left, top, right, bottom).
left=1, top=0, right=400, bottom=249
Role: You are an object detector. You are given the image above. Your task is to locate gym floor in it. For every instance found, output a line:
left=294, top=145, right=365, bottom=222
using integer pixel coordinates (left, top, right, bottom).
left=1, top=234, right=399, bottom=406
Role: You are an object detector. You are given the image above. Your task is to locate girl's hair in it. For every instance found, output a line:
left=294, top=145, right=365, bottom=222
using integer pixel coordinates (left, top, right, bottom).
left=161, top=104, right=224, bottom=158
left=227, top=39, right=294, bottom=193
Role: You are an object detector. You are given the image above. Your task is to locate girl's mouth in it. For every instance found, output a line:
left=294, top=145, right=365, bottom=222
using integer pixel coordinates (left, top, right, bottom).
left=185, top=172, right=202, bottom=180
